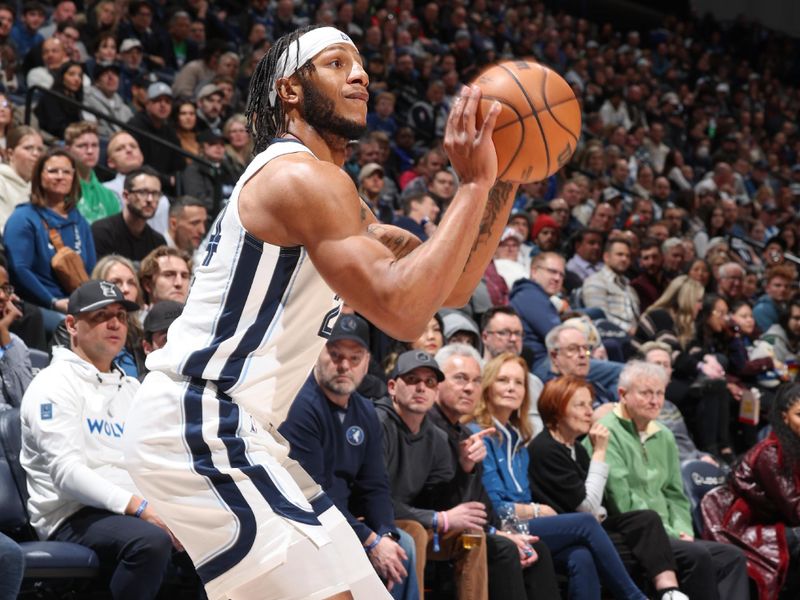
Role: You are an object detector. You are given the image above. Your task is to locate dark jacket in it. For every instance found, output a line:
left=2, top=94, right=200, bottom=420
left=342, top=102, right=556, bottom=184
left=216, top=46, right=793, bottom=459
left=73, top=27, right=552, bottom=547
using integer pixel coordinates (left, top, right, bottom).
left=278, top=375, right=397, bottom=544
left=509, top=278, right=561, bottom=368
left=375, top=397, right=455, bottom=528
left=702, top=434, right=799, bottom=599
left=427, top=404, right=498, bottom=526
left=127, top=112, right=185, bottom=190
left=528, top=428, right=590, bottom=514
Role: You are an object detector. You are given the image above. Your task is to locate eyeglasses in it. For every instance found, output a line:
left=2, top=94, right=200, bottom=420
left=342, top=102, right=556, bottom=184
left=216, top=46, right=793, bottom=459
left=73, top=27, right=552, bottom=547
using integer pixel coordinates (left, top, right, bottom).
left=82, top=309, right=128, bottom=326
left=129, top=189, right=160, bottom=199
left=0, top=284, right=13, bottom=296
left=554, top=344, right=591, bottom=357
left=486, top=329, right=523, bottom=339
left=399, top=373, right=439, bottom=389
left=535, top=266, right=565, bottom=278
left=44, top=167, right=75, bottom=176
left=450, top=373, right=483, bottom=387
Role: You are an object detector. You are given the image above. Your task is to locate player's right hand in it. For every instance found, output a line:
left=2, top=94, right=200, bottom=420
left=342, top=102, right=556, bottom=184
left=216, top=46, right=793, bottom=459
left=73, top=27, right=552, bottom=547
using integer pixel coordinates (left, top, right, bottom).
left=367, top=536, right=408, bottom=591
left=443, top=85, right=500, bottom=189
left=446, top=501, right=488, bottom=532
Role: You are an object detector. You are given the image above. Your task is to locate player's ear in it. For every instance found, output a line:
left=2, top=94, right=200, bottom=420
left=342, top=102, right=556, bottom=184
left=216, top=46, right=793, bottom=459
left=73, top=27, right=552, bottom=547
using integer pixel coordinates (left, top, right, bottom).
left=276, top=76, right=301, bottom=106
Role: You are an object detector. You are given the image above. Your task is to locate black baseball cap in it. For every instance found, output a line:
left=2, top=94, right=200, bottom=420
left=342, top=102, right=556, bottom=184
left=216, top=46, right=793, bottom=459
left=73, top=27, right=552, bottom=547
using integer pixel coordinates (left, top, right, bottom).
left=391, top=350, right=445, bottom=382
left=67, top=280, right=139, bottom=315
left=328, top=313, right=369, bottom=349
left=143, top=300, right=183, bottom=333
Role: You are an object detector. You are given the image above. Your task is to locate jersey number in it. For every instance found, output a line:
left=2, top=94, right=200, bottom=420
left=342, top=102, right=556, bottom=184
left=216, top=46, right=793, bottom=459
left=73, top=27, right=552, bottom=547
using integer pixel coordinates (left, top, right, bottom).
left=318, top=302, right=341, bottom=339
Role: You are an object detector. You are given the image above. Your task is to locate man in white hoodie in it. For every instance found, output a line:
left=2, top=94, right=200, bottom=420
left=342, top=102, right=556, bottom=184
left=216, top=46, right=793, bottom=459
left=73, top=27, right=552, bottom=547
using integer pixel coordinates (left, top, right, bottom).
left=20, top=280, right=178, bottom=599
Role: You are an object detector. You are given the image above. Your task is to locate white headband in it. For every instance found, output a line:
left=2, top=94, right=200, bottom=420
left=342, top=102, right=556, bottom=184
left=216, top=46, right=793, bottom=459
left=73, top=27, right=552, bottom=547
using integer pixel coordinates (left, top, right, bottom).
left=269, top=27, right=357, bottom=107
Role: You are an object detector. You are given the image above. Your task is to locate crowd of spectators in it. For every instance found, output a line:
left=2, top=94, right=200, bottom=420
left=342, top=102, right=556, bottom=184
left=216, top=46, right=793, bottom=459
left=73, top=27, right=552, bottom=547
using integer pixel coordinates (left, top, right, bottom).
left=1, top=0, right=800, bottom=598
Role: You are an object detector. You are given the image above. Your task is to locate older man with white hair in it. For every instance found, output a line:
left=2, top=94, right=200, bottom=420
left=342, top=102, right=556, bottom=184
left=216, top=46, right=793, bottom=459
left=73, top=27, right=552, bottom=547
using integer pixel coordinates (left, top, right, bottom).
left=586, top=361, right=748, bottom=600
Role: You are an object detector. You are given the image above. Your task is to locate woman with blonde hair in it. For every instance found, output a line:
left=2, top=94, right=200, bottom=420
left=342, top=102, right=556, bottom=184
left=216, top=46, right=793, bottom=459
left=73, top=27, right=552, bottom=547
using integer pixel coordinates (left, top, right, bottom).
left=468, top=353, right=647, bottom=600
left=223, top=114, right=252, bottom=177
left=634, top=275, right=704, bottom=352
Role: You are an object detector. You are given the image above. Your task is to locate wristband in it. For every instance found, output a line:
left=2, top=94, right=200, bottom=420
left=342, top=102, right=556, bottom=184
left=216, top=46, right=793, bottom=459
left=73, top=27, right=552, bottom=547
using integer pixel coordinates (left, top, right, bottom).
left=364, top=535, right=381, bottom=555
left=487, top=525, right=497, bottom=535
left=134, top=498, right=148, bottom=518
left=441, top=510, right=449, bottom=533
left=432, top=511, right=440, bottom=553
left=532, top=503, right=541, bottom=519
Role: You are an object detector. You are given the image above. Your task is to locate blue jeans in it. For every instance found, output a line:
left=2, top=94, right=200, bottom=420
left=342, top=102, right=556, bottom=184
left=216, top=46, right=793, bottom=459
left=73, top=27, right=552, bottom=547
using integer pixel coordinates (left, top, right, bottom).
left=389, top=529, right=419, bottom=600
left=0, top=532, right=24, bottom=600
left=527, top=512, right=645, bottom=600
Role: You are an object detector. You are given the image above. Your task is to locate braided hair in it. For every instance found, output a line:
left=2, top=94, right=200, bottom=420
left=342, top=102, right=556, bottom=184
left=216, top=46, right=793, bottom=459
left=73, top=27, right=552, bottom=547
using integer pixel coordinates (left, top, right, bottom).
left=246, top=24, right=322, bottom=154
left=769, top=382, right=800, bottom=475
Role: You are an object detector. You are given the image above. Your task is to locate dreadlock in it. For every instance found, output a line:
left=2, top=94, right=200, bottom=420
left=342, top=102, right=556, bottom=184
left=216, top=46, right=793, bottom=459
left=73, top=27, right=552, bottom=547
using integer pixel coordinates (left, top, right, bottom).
left=246, top=24, right=322, bottom=154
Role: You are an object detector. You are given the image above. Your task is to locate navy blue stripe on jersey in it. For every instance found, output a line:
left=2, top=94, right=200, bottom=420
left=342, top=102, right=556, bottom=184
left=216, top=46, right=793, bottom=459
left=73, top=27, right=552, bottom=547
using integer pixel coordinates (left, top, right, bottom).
left=180, top=231, right=263, bottom=378
left=216, top=247, right=302, bottom=392
left=216, top=395, right=320, bottom=526
left=182, top=380, right=256, bottom=584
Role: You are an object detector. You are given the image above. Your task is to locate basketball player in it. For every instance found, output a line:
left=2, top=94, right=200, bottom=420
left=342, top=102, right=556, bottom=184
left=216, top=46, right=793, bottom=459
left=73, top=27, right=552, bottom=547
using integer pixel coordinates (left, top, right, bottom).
left=124, top=25, right=517, bottom=600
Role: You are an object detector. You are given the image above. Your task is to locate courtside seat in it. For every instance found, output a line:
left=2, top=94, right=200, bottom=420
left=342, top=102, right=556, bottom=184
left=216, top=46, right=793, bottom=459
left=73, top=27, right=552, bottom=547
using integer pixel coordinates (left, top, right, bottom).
left=0, top=408, right=100, bottom=582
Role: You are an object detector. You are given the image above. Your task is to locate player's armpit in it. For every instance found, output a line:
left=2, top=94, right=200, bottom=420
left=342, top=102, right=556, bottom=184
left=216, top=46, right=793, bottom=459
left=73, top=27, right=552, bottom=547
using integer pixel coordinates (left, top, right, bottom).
left=366, top=223, right=422, bottom=260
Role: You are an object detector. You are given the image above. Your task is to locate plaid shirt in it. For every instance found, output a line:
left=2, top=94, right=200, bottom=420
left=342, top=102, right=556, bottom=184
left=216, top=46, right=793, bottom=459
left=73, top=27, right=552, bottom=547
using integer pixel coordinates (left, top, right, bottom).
left=581, top=265, right=640, bottom=331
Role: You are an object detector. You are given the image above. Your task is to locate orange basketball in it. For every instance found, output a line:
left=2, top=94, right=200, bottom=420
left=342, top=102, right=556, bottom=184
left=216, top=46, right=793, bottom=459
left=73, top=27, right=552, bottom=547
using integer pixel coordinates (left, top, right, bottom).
left=472, top=60, right=581, bottom=183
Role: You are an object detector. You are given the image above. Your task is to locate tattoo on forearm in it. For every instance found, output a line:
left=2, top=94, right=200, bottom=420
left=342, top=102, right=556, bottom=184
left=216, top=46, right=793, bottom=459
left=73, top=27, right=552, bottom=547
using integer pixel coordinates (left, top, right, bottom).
left=467, top=180, right=514, bottom=259
left=360, top=205, right=367, bottom=222
left=367, top=224, right=417, bottom=258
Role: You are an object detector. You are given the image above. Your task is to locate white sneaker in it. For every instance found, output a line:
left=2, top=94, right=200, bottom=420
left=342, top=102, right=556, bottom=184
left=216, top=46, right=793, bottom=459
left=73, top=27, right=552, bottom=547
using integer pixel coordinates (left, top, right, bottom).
left=660, top=591, right=689, bottom=600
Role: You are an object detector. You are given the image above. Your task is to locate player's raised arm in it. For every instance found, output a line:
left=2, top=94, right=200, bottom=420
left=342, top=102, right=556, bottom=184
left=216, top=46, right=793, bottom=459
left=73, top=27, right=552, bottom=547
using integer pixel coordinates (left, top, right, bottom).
left=242, top=86, right=500, bottom=341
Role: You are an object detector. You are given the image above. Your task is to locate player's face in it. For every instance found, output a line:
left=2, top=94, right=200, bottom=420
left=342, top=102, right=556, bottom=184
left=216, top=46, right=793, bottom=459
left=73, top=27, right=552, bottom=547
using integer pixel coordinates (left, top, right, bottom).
left=438, top=355, right=482, bottom=421
left=389, top=367, right=438, bottom=415
left=298, top=44, right=369, bottom=141
left=315, top=339, right=369, bottom=398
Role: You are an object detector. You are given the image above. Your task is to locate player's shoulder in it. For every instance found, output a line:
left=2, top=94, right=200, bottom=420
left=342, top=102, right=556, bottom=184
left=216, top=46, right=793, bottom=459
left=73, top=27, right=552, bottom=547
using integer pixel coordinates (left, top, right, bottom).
left=250, top=152, right=356, bottom=204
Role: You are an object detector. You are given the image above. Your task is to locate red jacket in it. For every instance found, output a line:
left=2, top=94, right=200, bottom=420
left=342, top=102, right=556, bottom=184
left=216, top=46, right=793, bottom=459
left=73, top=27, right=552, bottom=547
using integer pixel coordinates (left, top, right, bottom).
left=701, top=434, right=800, bottom=599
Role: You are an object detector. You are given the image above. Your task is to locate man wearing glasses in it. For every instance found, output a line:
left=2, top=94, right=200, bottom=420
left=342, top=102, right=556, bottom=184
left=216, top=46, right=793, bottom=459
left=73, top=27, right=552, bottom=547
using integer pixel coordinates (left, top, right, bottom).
left=20, top=280, right=181, bottom=599
left=377, top=349, right=491, bottom=600
left=91, top=166, right=166, bottom=262
left=544, top=324, right=615, bottom=406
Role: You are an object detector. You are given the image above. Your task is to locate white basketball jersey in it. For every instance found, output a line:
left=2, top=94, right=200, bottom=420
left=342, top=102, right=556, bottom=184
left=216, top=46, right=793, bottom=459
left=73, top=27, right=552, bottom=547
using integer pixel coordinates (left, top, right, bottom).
left=146, top=139, right=341, bottom=427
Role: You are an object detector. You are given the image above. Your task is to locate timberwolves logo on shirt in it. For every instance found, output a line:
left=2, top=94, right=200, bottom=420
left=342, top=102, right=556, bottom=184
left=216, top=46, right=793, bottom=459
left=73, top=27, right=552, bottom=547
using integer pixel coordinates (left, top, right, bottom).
left=346, top=426, right=365, bottom=446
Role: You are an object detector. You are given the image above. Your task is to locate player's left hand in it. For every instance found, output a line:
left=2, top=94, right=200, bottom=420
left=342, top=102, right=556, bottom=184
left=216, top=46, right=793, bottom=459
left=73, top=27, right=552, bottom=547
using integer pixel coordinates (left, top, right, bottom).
left=444, top=85, right=500, bottom=189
